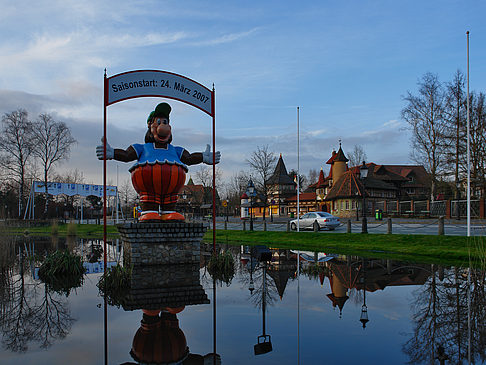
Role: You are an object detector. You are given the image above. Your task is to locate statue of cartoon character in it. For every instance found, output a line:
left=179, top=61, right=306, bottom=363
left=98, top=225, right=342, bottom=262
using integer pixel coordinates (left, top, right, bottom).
left=96, top=102, right=220, bottom=221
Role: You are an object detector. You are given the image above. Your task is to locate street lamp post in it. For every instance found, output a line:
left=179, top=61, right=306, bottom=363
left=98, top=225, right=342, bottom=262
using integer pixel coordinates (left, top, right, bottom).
left=270, top=199, right=275, bottom=222
left=360, top=161, right=368, bottom=234
left=247, top=178, right=255, bottom=231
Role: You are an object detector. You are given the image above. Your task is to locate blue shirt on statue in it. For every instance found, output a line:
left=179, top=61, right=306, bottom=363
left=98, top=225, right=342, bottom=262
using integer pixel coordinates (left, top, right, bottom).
left=129, top=143, right=188, bottom=172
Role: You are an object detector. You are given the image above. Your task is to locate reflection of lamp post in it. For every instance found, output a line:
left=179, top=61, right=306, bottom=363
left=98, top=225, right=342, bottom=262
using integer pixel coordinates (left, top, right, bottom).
left=254, top=262, right=272, bottom=355
left=359, top=259, right=369, bottom=329
left=249, top=253, right=255, bottom=295
left=360, top=161, right=368, bottom=234
left=247, top=178, right=255, bottom=231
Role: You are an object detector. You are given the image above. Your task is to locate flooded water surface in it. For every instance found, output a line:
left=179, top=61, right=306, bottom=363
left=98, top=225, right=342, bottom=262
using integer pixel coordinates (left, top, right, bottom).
left=0, top=235, right=484, bottom=364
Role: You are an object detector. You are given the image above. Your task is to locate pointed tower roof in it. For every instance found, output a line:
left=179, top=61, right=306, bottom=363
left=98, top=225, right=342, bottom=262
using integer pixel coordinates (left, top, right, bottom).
left=187, top=177, right=194, bottom=185
left=326, top=143, right=349, bottom=164
left=316, top=168, right=326, bottom=188
left=268, top=154, right=295, bottom=185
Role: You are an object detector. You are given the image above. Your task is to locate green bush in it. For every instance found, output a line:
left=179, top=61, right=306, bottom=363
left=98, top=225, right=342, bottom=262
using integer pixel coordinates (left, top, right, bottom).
left=97, top=264, right=132, bottom=307
left=38, top=250, right=86, bottom=296
left=67, top=222, right=77, bottom=236
left=50, top=220, right=59, bottom=235
left=208, top=251, right=235, bottom=285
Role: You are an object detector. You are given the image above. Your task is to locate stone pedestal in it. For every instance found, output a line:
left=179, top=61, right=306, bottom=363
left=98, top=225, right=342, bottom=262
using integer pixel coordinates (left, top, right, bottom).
left=117, top=222, right=207, bottom=266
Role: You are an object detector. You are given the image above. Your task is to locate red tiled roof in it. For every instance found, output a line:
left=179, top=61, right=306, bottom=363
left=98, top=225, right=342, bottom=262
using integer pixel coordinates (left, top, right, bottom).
left=287, top=192, right=316, bottom=202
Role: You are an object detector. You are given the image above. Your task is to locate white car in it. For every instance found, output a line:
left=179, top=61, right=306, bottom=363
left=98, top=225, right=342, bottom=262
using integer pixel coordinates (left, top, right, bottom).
left=290, top=211, right=340, bottom=231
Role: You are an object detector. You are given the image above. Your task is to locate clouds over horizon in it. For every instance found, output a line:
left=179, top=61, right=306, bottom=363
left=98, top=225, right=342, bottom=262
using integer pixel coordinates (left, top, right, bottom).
left=1, top=0, right=484, bottom=188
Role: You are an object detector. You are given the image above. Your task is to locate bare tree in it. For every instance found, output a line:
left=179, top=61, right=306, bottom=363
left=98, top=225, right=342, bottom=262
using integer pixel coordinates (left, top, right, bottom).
left=307, top=168, right=319, bottom=186
left=289, top=169, right=306, bottom=192
left=0, top=109, right=34, bottom=217
left=194, top=165, right=222, bottom=188
left=346, top=144, right=368, bottom=168
left=443, top=70, right=467, bottom=199
left=247, top=145, right=277, bottom=221
left=222, top=170, right=250, bottom=216
left=467, top=92, right=486, bottom=197
left=402, top=73, right=447, bottom=200
left=31, top=113, right=76, bottom=214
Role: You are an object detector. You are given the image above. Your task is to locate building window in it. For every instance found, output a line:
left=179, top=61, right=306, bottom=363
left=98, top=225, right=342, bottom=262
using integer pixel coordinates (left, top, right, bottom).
left=345, top=200, right=349, bottom=210
left=352, top=200, right=356, bottom=210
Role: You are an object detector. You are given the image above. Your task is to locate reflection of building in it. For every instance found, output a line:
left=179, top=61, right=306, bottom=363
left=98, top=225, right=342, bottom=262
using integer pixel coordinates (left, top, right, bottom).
left=324, top=257, right=430, bottom=316
left=267, top=250, right=297, bottom=300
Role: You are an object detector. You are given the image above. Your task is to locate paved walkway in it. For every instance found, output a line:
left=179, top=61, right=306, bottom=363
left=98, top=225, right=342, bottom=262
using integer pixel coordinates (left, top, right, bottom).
left=209, top=216, right=486, bottom=236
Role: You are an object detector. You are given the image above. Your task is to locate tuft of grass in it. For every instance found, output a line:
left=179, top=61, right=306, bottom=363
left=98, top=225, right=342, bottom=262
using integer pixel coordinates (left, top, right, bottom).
left=97, top=264, right=132, bottom=308
left=208, top=250, right=235, bottom=285
left=67, top=222, right=77, bottom=236
left=38, top=250, right=86, bottom=296
left=50, top=220, right=59, bottom=236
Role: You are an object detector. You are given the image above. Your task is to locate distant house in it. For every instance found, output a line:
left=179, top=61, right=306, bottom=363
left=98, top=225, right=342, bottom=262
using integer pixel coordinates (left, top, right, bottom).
left=320, top=145, right=431, bottom=218
left=177, top=177, right=219, bottom=217
left=266, top=154, right=296, bottom=217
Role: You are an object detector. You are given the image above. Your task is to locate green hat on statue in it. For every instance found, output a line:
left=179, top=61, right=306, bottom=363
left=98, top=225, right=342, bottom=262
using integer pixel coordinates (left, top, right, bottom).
left=146, top=111, right=155, bottom=124
left=153, top=102, right=171, bottom=119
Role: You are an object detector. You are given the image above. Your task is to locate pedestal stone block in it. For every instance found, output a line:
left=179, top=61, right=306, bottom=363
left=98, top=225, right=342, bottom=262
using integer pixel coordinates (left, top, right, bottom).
left=117, top=222, right=207, bottom=266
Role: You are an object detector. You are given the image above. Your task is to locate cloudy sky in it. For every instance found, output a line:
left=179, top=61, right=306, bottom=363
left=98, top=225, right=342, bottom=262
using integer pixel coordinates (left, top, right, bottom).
left=0, top=0, right=485, bottom=187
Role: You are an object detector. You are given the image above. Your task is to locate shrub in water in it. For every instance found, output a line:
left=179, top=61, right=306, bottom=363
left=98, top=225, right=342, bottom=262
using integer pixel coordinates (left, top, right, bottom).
left=38, top=250, right=86, bottom=296
left=51, top=220, right=59, bottom=236
left=208, top=251, right=235, bottom=285
left=97, top=264, right=132, bottom=307
left=67, top=222, right=77, bottom=236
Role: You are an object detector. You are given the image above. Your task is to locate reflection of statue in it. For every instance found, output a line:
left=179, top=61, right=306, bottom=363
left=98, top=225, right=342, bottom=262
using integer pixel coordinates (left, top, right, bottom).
left=129, top=309, right=220, bottom=365
left=117, top=263, right=220, bottom=364
left=96, top=102, right=220, bottom=221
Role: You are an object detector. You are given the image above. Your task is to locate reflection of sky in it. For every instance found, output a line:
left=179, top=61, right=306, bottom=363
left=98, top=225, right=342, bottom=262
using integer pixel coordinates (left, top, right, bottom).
left=1, top=265, right=421, bottom=364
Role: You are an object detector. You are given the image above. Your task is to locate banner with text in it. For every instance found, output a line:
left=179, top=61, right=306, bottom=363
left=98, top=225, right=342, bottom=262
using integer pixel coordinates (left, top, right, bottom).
left=33, top=181, right=117, bottom=197
left=107, top=70, right=213, bottom=116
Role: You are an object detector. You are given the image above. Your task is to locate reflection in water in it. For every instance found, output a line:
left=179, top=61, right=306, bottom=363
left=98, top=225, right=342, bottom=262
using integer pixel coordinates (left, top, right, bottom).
left=0, top=235, right=75, bottom=352
left=3, top=234, right=486, bottom=364
left=403, top=265, right=486, bottom=364
left=111, top=260, right=219, bottom=364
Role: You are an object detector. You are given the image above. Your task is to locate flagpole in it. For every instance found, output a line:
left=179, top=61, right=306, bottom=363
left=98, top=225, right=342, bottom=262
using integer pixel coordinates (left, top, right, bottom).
left=211, top=85, right=216, bottom=254
left=297, top=106, right=300, bottom=233
left=296, top=106, right=300, bottom=365
left=465, top=30, right=472, bottom=365
left=466, top=31, right=471, bottom=237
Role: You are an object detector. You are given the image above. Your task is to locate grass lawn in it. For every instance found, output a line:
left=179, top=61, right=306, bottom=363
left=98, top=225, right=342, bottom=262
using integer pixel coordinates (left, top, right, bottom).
left=4, top=223, right=484, bottom=267
left=209, top=229, right=485, bottom=267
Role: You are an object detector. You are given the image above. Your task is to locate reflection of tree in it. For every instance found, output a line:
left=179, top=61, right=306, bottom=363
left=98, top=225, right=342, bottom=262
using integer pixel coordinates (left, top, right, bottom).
left=0, top=253, right=75, bottom=352
left=403, top=265, right=486, bottom=364
left=31, top=285, right=74, bottom=348
left=250, top=263, right=278, bottom=310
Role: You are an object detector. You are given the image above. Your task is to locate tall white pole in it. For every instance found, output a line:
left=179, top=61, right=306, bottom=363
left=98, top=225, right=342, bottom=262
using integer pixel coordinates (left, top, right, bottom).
left=466, top=30, right=472, bottom=365
left=296, top=106, right=301, bottom=363
left=297, top=105, right=301, bottom=365
left=297, top=106, right=300, bottom=233
left=466, top=31, right=471, bottom=237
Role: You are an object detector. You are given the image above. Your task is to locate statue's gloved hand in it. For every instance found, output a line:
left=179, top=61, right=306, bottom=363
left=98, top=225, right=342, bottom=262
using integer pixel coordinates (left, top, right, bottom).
left=202, top=144, right=221, bottom=165
left=96, top=138, right=114, bottom=160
